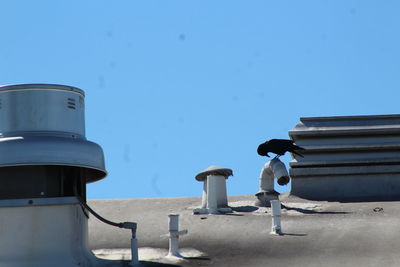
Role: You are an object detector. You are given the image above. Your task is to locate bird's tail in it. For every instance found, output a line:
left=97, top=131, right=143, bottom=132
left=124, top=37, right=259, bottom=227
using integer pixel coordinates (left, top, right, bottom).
left=292, top=144, right=305, bottom=151
left=292, top=150, right=304, bottom=158
left=292, top=145, right=305, bottom=158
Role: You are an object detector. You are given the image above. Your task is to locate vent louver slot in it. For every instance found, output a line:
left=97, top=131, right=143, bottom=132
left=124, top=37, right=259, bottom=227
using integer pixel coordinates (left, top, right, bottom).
left=67, top=98, right=76, bottom=109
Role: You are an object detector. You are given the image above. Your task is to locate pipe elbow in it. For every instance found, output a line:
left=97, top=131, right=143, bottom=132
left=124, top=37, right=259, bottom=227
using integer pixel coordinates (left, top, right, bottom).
left=270, top=158, right=290, bottom=186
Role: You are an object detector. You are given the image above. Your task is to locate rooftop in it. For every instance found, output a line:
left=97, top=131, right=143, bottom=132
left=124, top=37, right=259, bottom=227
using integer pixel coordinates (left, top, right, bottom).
left=88, top=194, right=400, bottom=267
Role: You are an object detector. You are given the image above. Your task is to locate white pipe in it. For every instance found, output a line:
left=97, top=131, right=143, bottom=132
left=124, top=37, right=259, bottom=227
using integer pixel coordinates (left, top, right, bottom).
left=259, top=158, right=290, bottom=193
left=168, top=214, right=180, bottom=257
left=167, top=214, right=187, bottom=258
left=270, top=200, right=282, bottom=235
left=270, top=158, right=290, bottom=186
left=259, top=161, right=275, bottom=192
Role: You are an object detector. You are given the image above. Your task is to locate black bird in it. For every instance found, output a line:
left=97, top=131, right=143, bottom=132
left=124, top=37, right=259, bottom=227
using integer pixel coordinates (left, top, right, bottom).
left=257, top=139, right=305, bottom=158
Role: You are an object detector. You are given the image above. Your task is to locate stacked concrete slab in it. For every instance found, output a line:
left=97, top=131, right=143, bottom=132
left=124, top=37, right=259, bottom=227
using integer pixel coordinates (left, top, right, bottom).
left=289, top=114, right=400, bottom=201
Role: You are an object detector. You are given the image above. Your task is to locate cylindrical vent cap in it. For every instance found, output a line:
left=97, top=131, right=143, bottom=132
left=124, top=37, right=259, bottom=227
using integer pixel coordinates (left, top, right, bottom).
left=0, top=84, right=107, bottom=183
left=0, top=83, right=85, bottom=137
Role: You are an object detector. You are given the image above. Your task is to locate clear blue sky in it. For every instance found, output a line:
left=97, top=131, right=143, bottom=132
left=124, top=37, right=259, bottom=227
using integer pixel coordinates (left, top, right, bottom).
left=1, top=1, right=399, bottom=199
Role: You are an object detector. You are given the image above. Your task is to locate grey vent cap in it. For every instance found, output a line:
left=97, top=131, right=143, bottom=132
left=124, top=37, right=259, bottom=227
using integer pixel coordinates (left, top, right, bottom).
left=195, top=166, right=233, bottom=181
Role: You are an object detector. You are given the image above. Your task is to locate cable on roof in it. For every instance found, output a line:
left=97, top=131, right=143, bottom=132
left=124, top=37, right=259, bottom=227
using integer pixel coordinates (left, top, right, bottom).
left=76, top=196, right=137, bottom=232
left=77, top=197, right=122, bottom=227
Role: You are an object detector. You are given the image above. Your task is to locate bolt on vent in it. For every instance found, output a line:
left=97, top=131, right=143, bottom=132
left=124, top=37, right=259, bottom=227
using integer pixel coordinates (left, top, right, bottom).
left=67, top=98, right=76, bottom=110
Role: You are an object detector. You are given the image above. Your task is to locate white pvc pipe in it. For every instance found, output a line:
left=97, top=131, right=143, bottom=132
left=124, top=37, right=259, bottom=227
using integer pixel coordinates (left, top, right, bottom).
left=270, top=200, right=282, bottom=235
left=168, top=214, right=182, bottom=257
left=259, top=158, right=290, bottom=193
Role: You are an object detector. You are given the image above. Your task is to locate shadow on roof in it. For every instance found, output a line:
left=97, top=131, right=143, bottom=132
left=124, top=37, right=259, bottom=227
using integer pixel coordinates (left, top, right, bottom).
left=281, top=204, right=349, bottom=214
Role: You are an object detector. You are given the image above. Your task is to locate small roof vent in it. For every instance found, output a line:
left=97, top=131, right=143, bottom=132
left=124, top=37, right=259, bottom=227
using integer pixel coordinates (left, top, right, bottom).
left=195, top=165, right=233, bottom=181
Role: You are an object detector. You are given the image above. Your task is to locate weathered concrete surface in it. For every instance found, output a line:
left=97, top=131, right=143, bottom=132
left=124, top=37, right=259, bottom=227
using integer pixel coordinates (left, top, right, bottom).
left=88, top=195, right=400, bottom=267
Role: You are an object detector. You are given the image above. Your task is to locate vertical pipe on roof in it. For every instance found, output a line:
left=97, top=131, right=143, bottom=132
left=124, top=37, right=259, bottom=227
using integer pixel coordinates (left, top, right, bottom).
left=166, top=214, right=187, bottom=258
left=270, top=200, right=282, bottom=235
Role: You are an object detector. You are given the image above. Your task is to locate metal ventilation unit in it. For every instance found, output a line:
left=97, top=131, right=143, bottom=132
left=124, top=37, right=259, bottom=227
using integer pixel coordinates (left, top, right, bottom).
left=0, top=84, right=108, bottom=266
left=289, top=115, right=400, bottom=201
left=0, top=84, right=107, bottom=199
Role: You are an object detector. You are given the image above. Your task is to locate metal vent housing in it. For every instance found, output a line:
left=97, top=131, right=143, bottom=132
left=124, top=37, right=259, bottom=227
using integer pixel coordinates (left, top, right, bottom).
left=0, top=84, right=106, bottom=183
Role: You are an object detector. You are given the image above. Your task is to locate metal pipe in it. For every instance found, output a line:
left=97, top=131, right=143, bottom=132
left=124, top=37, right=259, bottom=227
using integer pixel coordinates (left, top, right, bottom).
left=259, top=158, right=290, bottom=192
left=130, top=232, right=140, bottom=266
left=256, top=158, right=290, bottom=207
left=259, top=161, right=275, bottom=192
left=194, top=166, right=233, bottom=214
left=269, top=158, right=290, bottom=186
left=201, top=181, right=207, bottom=208
left=206, top=175, right=222, bottom=214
